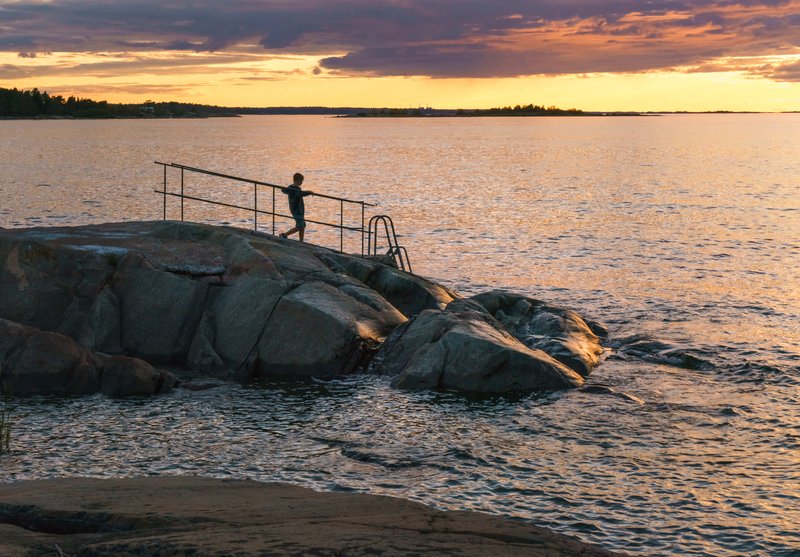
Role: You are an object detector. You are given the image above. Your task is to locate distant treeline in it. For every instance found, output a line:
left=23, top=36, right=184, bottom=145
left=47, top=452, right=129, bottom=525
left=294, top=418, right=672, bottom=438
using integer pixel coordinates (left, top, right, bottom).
left=344, top=104, right=584, bottom=117
left=459, top=103, right=583, bottom=116
left=1, top=87, right=588, bottom=119
left=0, top=87, right=239, bottom=118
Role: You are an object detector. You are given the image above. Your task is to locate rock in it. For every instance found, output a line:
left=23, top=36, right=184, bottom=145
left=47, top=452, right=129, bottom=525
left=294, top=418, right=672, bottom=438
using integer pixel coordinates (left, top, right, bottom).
left=254, top=280, right=406, bottom=378
left=0, top=222, right=433, bottom=385
left=0, top=318, right=176, bottom=397
left=377, top=309, right=584, bottom=393
left=0, top=222, right=607, bottom=394
left=0, top=476, right=625, bottom=557
left=0, top=240, right=82, bottom=332
left=0, top=318, right=37, bottom=361
left=88, top=287, right=124, bottom=354
left=612, top=335, right=715, bottom=371
left=463, top=290, right=605, bottom=377
left=580, top=384, right=645, bottom=405
left=97, top=355, right=178, bottom=397
left=0, top=329, right=100, bottom=396
left=112, top=252, right=208, bottom=364
left=319, top=250, right=456, bottom=317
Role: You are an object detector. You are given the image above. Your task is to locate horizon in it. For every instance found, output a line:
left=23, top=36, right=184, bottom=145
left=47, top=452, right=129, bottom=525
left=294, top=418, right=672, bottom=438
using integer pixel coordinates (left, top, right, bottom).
left=1, top=1, right=799, bottom=112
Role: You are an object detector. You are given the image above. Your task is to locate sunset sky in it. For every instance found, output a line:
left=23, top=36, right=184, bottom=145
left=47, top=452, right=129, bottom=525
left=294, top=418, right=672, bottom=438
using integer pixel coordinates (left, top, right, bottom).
left=1, top=0, right=799, bottom=111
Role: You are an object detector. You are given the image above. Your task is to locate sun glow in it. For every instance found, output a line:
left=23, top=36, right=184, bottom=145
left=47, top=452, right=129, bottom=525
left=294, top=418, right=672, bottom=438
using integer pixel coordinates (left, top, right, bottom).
left=2, top=53, right=799, bottom=112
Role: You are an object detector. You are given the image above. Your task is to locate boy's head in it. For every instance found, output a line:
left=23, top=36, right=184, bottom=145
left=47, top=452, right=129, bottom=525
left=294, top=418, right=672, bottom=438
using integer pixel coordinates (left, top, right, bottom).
left=293, top=172, right=304, bottom=185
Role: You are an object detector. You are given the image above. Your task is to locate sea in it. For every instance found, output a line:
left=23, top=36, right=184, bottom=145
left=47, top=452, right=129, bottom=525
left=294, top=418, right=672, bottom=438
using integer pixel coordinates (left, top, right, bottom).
left=1, top=114, right=798, bottom=557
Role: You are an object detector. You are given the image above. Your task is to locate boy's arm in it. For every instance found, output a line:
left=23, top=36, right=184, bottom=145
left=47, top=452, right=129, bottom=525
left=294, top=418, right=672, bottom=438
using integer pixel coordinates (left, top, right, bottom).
left=302, top=190, right=314, bottom=196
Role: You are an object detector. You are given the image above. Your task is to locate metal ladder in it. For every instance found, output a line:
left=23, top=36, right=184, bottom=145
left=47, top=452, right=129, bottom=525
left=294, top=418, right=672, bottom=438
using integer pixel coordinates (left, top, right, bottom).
left=367, top=215, right=412, bottom=273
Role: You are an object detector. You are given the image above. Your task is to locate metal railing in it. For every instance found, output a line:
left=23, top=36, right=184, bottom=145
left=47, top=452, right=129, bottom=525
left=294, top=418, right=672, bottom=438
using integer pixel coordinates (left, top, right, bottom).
left=155, top=162, right=377, bottom=255
left=155, top=163, right=413, bottom=271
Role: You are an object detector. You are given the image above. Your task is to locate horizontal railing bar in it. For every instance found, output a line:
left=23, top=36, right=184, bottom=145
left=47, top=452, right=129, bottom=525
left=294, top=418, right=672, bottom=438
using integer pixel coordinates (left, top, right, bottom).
left=155, top=190, right=365, bottom=232
left=155, top=161, right=376, bottom=207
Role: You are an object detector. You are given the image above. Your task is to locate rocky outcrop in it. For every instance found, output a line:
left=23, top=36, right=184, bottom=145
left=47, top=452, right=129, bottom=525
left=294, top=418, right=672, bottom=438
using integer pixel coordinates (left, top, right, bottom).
left=0, top=221, right=607, bottom=397
left=376, top=309, right=585, bottom=393
left=0, top=318, right=176, bottom=397
left=0, top=221, right=452, bottom=394
left=0, top=476, right=625, bottom=557
left=458, top=290, right=606, bottom=377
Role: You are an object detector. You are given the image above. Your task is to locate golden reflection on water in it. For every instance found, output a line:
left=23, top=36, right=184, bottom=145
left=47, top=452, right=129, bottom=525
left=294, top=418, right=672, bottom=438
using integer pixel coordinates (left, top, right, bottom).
left=1, top=115, right=798, bottom=359
left=1, top=115, right=799, bottom=556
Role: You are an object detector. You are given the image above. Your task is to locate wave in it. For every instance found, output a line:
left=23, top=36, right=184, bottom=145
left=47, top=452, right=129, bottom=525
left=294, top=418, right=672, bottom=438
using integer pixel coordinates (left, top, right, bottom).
left=607, top=333, right=797, bottom=385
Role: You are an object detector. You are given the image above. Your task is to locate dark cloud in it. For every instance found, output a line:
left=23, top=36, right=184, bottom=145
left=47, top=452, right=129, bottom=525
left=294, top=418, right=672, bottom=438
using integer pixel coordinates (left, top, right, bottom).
left=770, top=59, right=800, bottom=80
left=0, top=0, right=798, bottom=78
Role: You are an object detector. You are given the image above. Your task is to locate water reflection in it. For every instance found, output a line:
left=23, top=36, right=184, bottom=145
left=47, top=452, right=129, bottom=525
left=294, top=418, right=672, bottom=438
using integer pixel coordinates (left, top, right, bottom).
left=3, top=364, right=799, bottom=557
left=1, top=115, right=799, bottom=556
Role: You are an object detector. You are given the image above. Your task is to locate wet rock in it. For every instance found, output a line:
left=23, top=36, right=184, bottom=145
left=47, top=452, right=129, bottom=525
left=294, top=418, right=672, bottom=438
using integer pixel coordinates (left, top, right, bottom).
left=460, top=290, right=605, bottom=377
left=97, top=354, right=178, bottom=397
left=0, top=329, right=100, bottom=396
left=0, top=318, right=176, bottom=397
left=580, top=384, right=645, bottom=405
left=613, top=336, right=715, bottom=371
left=378, top=309, right=584, bottom=393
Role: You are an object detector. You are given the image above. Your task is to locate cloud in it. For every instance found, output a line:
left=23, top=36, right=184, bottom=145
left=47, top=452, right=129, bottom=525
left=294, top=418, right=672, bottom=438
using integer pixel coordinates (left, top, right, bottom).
left=769, top=59, right=800, bottom=80
left=1, top=0, right=798, bottom=79
left=53, top=82, right=197, bottom=97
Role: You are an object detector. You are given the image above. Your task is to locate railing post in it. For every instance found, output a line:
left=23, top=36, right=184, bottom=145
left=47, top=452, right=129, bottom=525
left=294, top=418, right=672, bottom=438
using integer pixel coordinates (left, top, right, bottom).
left=180, top=167, right=185, bottom=221
left=340, top=200, right=344, bottom=252
left=254, top=182, right=258, bottom=231
left=162, top=164, right=167, bottom=220
left=272, top=187, right=276, bottom=234
left=361, top=203, right=365, bottom=256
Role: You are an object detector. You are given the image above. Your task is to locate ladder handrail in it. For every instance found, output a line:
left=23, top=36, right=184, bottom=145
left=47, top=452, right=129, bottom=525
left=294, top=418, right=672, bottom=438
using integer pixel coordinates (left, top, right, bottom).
left=367, top=214, right=412, bottom=273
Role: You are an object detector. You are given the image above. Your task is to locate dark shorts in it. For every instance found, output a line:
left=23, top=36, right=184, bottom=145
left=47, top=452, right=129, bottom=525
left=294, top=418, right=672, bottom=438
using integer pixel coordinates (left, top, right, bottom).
left=292, top=213, right=306, bottom=228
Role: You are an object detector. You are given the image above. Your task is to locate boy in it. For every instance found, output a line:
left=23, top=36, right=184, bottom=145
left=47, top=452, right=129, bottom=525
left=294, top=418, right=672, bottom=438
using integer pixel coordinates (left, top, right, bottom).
left=279, top=172, right=314, bottom=242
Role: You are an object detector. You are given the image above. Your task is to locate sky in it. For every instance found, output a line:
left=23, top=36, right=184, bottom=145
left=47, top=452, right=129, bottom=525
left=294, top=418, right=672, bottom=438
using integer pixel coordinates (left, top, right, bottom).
left=1, top=0, right=799, bottom=111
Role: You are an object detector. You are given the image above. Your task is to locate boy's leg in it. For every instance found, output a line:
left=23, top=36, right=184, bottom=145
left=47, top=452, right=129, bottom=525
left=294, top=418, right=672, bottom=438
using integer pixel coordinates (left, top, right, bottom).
left=295, top=215, right=306, bottom=242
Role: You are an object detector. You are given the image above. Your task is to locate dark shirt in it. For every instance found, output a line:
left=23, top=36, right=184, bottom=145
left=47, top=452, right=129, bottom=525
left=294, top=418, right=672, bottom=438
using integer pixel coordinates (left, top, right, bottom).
left=283, top=184, right=311, bottom=216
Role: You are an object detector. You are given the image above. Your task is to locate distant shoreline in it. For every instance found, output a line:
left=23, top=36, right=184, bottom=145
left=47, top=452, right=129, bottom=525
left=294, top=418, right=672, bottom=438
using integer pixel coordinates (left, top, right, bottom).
left=2, top=111, right=796, bottom=121
left=0, top=114, right=239, bottom=121
left=3, top=110, right=797, bottom=122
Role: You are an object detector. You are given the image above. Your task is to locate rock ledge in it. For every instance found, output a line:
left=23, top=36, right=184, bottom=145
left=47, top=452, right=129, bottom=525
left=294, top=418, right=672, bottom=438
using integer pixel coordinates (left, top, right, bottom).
left=0, top=476, right=625, bottom=557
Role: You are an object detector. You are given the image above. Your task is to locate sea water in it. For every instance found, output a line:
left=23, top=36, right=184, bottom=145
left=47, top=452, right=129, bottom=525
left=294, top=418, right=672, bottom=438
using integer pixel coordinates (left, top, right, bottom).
left=1, top=115, right=798, bottom=556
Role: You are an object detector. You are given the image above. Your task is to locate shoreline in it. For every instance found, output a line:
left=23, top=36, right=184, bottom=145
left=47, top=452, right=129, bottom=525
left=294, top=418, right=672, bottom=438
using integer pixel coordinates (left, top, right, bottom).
left=0, top=476, right=626, bottom=556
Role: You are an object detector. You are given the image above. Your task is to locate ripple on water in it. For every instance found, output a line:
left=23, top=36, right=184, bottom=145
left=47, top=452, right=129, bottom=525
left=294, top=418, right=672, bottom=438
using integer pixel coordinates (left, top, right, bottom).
left=3, top=360, right=800, bottom=557
left=3, top=115, right=800, bottom=557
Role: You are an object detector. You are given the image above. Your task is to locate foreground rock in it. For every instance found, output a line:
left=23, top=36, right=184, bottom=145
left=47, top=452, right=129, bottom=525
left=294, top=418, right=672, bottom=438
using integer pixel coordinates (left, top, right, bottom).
left=0, top=476, right=624, bottom=557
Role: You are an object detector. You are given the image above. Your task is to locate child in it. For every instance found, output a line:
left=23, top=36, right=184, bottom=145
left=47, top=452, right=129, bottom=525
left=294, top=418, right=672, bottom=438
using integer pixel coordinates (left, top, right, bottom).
left=279, top=172, right=314, bottom=242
